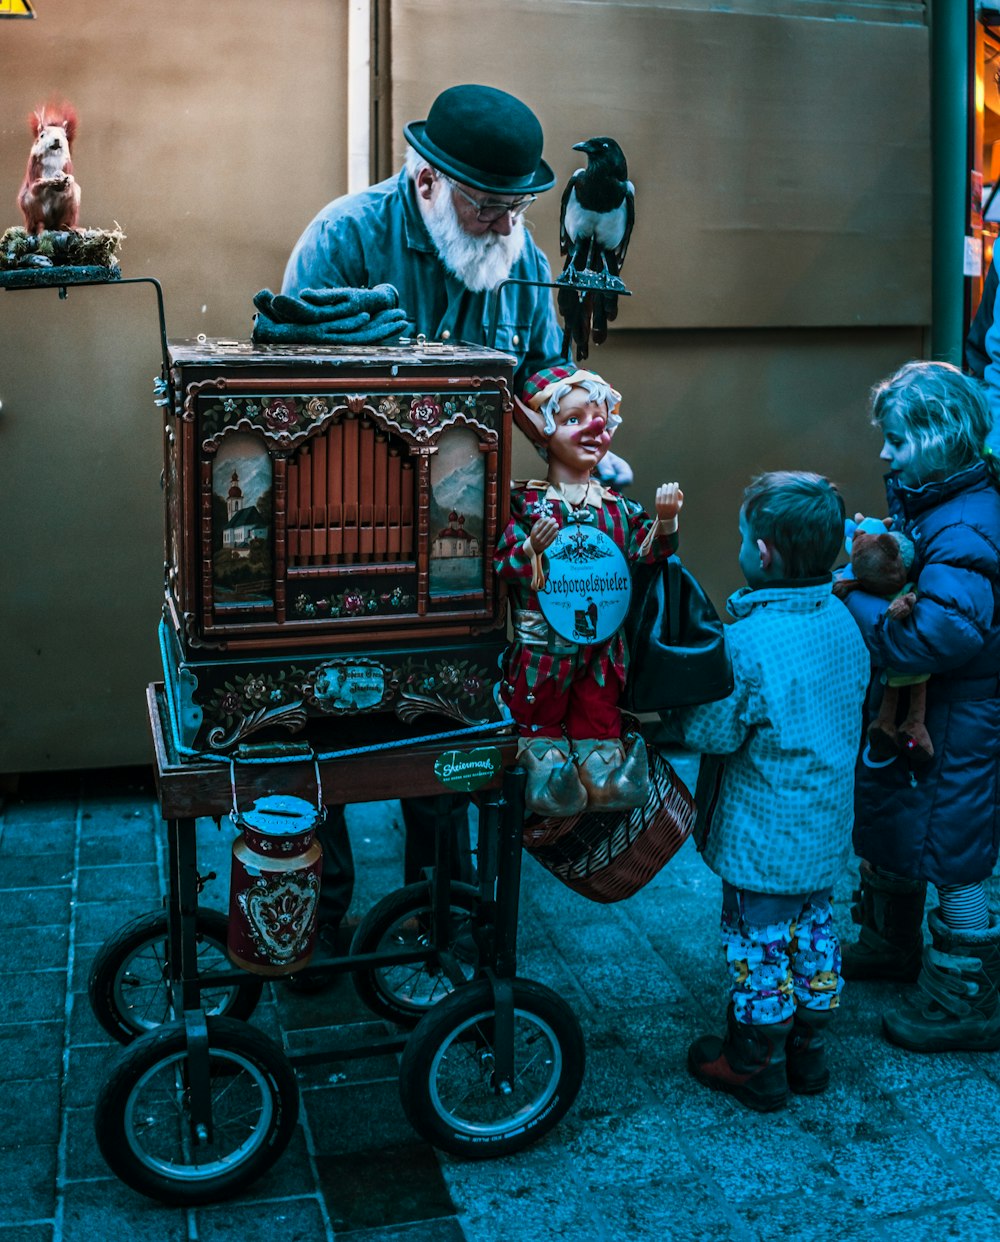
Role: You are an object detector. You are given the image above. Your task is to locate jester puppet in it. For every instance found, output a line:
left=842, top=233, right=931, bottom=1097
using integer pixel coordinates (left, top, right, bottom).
left=495, top=367, right=683, bottom=816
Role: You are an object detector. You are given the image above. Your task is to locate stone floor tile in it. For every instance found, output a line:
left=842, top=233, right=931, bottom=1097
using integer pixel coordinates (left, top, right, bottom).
left=0, top=1227, right=56, bottom=1242
left=457, top=1177, right=612, bottom=1242
left=0, top=1021, right=63, bottom=1082
left=692, top=1115, right=832, bottom=1207
left=1, top=970, right=66, bottom=1026
left=0, top=1144, right=57, bottom=1223
left=318, top=1144, right=455, bottom=1234
left=950, top=1139, right=1000, bottom=1201
left=548, top=920, right=688, bottom=1010
left=2, top=889, right=71, bottom=931
left=303, top=1080, right=416, bottom=1156
left=892, top=1072, right=1000, bottom=1152
left=738, top=1188, right=877, bottom=1242
left=60, top=1178, right=187, bottom=1242
left=75, top=862, right=161, bottom=905
left=77, top=826, right=156, bottom=867
left=1, top=1079, right=61, bottom=1150
left=825, top=1125, right=976, bottom=1217
left=791, top=1075, right=908, bottom=1145
left=878, top=1199, right=1000, bottom=1240
left=530, top=1103, right=695, bottom=1185
left=0, top=923, right=69, bottom=973
left=64, top=1043, right=120, bottom=1109
left=63, top=1105, right=111, bottom=1184
left=339, top=1218, right=465, bottom=1241
left=0, top=853, right=74, bottom=891
left=195, top=1197, right=329, bottom=1242
left=840, top=1025, right=974, bottom=1095
left=597, top=1178, right=748, bottom=1242
left=570, top=1040, right=656, bottom=1122
left=0, top=803, right=77, bottom=843
left=73, top=899, right=160, bottom=947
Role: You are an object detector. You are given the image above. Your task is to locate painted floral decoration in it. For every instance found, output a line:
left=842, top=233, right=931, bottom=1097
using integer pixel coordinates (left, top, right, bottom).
left=409, top=396, right=441, bottom=428
left=262, top=398, right=300, bottom=432
left=292, top=585, right=416, bottom=619
left=207, top=670, right=303, bottom=727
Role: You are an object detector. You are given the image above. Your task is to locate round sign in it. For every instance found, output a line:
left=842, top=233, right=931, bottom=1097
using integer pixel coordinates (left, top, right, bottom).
left=538, top=524, right=631, bottom=644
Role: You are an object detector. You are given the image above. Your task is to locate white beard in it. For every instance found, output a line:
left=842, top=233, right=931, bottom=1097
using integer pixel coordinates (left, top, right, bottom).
left=423, top=185, right=526, bottom=293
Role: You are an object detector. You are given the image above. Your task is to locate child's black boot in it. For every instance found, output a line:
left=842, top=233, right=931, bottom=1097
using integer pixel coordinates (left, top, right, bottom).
left=882, top=909, right=1000, bottom=1052
left=841, top=861, right=926, bottom=982
left=688, top=1007, right=792, bottom=1112
left=786, top=1008, right=833, bottom=1094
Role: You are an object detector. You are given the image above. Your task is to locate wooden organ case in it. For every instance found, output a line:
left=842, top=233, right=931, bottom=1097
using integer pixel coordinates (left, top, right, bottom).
left=161, top=340, right=515, bottom=754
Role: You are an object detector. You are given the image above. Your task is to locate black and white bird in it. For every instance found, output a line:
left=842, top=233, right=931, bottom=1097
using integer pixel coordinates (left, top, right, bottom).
left=557, top=136, right=635, bottom=360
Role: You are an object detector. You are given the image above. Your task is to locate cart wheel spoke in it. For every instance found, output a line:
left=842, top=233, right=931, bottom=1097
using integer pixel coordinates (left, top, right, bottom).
left=399, top=978, right=585, bottom=1158
left=351, top=882, right=481, bottom=1025
left=96, top=1017, right=297, bottom=1205
left=89, top=909, right=263, bottom=1043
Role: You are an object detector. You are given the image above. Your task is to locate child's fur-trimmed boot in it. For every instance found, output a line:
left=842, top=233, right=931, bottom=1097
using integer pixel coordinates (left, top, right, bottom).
left=840, top=861, right=926, bottom=982
left=786, top=1008, right=833, bottom=1094
left=688, top=1007, right=792, bottom=1112
left=882, top=909, right=1000, bottom=1052
left=574, top=735, right=650, bottom=811
left=517, top=736, right=587, bottom=817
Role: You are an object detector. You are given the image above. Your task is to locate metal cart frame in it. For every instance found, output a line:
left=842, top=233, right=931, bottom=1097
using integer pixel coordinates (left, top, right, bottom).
left=87, top=685, right=585, bottom=1204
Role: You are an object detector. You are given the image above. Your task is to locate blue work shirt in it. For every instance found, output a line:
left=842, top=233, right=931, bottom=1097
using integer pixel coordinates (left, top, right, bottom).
left=282, top=170, right=567, bottom=391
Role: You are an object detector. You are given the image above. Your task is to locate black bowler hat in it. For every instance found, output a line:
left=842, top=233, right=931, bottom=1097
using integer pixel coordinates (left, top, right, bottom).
left=404, top=84, right=555, bottom=195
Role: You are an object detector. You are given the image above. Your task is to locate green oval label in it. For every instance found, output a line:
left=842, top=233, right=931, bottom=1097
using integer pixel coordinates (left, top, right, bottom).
left=433, top=747, right=502, bottom=792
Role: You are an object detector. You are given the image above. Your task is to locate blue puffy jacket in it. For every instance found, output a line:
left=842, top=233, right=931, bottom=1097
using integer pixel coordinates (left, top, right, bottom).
left=846, top=461, right=1000, bottom=886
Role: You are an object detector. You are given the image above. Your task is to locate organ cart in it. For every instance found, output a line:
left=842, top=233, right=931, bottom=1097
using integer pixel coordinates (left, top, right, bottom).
left=83, top=336, right=587, bottom=1204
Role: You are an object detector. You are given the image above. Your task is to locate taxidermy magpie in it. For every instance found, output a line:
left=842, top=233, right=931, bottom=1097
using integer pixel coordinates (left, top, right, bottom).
left=557, top=136, right=634, bottom=360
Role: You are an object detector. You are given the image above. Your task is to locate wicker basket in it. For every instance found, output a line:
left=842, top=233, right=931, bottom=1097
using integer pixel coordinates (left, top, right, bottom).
left=522, top=742, right=696, bottom=903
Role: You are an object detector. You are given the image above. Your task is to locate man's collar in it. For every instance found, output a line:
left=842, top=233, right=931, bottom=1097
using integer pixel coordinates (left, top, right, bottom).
left=397, top=168, right=435, bottom=255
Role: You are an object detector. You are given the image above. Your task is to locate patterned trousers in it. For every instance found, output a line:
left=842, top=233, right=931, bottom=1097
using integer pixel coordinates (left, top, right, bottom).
left=720, top=883, right=843, bottom=1024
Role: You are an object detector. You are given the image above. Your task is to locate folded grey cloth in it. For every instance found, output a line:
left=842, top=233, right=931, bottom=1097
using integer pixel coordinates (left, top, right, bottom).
left=299, top=284, right=399, bottom=312
left=254, top=284, right=399, bottom=325
left=253, top=306, right=411, bottom=345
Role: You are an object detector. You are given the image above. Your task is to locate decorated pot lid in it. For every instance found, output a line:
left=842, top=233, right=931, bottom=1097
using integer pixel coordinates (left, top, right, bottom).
left=239, top=794, right=321, bottom=835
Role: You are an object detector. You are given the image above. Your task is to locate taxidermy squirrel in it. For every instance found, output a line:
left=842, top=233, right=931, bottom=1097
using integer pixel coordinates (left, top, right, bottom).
left=17, top=103, right=81, bottom=234
left=832, top=515, right=933, bottom=765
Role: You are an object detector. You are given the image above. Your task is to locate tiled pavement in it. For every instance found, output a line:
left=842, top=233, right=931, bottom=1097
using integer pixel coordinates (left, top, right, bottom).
left=3, top=758, right=1000, bottom=1241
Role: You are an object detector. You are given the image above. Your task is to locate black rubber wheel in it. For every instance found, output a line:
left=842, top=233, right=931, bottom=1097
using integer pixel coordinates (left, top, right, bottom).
left=87, top=908, right=263, bottom=1043
left=94, top=1016, right=298, bottom=1205
left=350, top=881, right=480, bottom=1026
left=398, top=977, right=585, bottom=1158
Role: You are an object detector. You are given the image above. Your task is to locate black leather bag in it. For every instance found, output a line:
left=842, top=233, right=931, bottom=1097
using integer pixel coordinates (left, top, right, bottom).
left=622, top=556, right=733, bottom=712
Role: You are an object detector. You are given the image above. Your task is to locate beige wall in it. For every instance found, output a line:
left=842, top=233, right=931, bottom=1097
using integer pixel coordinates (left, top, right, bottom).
left=389, top=0, right=931, bottom=327
left=0, top=1, right=348, bottom=771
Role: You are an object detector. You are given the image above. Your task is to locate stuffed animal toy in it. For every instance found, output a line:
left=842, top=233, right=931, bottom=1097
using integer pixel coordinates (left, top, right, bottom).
left=832, top=515, right=932, bottom=764
left=17, top=103, right=81, bottom=235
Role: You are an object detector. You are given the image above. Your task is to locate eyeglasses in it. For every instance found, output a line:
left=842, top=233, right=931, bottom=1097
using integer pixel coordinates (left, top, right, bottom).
left=440, top=174, right=536, bottom=224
